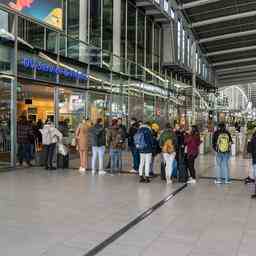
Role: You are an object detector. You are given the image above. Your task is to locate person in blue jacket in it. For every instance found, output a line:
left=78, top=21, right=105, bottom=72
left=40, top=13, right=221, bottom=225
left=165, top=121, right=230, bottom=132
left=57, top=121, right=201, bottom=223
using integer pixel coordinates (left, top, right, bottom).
left=134, top=121, right=154, bottom=183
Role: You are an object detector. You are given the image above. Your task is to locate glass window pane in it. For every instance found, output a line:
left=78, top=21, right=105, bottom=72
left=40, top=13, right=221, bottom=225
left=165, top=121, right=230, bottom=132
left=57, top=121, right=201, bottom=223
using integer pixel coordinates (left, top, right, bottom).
left=90, top=0, right=101, bottom=47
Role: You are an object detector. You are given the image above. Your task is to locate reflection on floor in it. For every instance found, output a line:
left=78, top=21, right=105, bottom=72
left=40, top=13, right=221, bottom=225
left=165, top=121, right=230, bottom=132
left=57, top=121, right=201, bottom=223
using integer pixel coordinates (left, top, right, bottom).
left=0, top=153, right=255, bottom=256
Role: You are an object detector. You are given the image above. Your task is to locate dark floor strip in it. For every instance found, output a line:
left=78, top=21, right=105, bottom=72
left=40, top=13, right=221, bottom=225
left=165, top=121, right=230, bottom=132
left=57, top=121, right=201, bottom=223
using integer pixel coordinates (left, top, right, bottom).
left=83, top=184, right=187, bottom=256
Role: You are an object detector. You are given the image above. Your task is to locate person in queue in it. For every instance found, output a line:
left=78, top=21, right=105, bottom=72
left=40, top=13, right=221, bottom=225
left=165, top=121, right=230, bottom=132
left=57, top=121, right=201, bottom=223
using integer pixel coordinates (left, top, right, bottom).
left=185, top=125, right=201, bottom=184
left=173, top=123, right=186, bottom=179
left=150, top=123, right=161, bottom=177
left=107, top=119, right=126, bottom=173
left=128, top=118, right=140, bottom=174
left=159, top=123, right=177, bottom=184
left=40, top=120, right=63, bottom=170
left=76, top=118, right=92, bottom=173
left=134, top=121, right=154, bottom=183
left=212, top=122, right=232, bottom=184
left=17, top=115, right=34, bottom=167
left=249, top=129, right=256, bottom=198
left=90, top=118, right=106, bottom=175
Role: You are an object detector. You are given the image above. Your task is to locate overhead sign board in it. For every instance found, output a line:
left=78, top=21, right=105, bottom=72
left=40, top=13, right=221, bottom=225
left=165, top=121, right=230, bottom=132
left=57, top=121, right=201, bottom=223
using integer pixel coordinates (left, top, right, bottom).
left=0, top=0, right=63, bottom=30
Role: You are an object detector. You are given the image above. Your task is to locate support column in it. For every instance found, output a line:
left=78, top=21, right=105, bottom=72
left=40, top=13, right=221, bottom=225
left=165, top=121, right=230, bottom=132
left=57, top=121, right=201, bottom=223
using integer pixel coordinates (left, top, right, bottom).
left=191, top=42, right=197, bottom=126
left=113, top=0, right=121, bottom=72
left=79, top=0, right=88, bottom=62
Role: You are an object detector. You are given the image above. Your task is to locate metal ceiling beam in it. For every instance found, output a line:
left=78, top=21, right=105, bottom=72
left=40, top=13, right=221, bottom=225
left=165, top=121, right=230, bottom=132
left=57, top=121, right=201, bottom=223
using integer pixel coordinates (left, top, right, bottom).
left=216, top=65, right=256, bottom=74
left=219, top=76, right=256, bottom=83
left=199, top=29, right=256, bottom=44
left=207, top=45, right=256, bottom=57
left=136, top=1, right=152, bottom=7
left=213, top=57, right=256, bottom=67
left=191, top=10, right=256, bottom=28
left=145, top=9, right=160, bottom=15
left=218, top=72, right=256, bottom=79
left=179, top=0, right=221, bottom=9
left=219, top=79, right=256, bottom=86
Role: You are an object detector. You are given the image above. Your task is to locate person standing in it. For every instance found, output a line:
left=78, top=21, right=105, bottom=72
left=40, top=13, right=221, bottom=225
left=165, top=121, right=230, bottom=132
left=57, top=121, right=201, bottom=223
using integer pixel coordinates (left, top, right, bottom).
left=128, top=118, right=140, bottom=173
left=212, top=123, right=233, bottom=184
left=76, top=118, right=92, bottom=173
left=185, top=126, right=201, bottom=184
left=134, top=121, right=154, bottom=183
left=40, top=120, right=63, bottom=170
left=107, top=119, right=125, bottom=173
left=150, top=123, right=160, bottom=177
left=91, top=118, right=106, bottom=175
left=159, top=123, right=177, bottom=184
left=17, top=116, right=34, bottom=167
left=249, top=130, right=256, bottom=198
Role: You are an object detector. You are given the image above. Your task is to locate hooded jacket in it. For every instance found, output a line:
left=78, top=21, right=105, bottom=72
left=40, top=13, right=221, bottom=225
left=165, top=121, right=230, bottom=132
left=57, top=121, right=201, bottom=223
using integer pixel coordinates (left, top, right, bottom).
left=90, top=124, right=106, bottom=147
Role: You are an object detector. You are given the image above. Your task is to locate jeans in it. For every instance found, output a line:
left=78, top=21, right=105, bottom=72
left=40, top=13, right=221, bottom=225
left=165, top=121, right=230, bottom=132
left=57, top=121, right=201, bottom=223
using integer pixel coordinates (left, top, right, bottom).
left=139, top=153, right=152, bottom=177
left=130, top=147, right=140, bottom=171
left=92, top=146, right=105, bottom=172
left=163, top=152, right=176, bottom=180
left=17, top=144, right=31, bottom=164
left=187, top=154, right=198, bottom=179
left=44, top=143, right=56, bottom=168
left=150, top=156, right=155, bottom=175
left=110, top=148, right=121, bottom=172
left=216, top=152, right=230, bottom=182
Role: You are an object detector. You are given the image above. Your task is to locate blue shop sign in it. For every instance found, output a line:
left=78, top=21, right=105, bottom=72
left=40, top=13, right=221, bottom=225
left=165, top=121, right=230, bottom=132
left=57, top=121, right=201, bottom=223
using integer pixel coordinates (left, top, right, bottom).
left=21, top=58, right=88, bottom=81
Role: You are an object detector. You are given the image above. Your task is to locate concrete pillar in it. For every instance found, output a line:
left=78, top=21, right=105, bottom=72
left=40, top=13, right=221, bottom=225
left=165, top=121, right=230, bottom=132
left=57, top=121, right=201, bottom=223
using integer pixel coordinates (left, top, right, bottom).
left=113, top=0, right=121, bottom=72
left=79, top=0, right=88, bottom=62
left=191, top=42, right=197, bottom=125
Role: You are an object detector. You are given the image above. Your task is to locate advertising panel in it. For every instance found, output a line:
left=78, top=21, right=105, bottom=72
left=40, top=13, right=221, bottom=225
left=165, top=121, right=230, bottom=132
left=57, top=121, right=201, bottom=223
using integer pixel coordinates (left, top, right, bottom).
left=0, top=0, right=63, bottom=29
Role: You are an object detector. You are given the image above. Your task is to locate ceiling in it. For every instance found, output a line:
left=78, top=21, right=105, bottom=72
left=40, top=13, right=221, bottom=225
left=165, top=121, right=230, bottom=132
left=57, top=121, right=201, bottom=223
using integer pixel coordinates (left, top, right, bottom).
left=177, top=0, right=256, bottom=87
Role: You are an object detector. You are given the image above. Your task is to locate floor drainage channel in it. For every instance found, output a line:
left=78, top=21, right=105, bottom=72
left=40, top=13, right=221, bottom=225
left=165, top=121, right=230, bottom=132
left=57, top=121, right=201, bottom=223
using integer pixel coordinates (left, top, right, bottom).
left=83, top=184, right=187, bottom=256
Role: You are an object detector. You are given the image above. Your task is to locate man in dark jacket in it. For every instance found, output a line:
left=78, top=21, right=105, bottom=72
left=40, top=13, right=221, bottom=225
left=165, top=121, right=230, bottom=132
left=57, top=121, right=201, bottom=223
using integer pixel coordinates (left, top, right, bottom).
left=135, top=121, right=154, bottom=183
left=17, top=116, right=34, bottom=166
left=128, top=118, right=140, bottom=173
left=212, top=123, right=232, bottom=184
left=90, top=118, right=106, bottom=175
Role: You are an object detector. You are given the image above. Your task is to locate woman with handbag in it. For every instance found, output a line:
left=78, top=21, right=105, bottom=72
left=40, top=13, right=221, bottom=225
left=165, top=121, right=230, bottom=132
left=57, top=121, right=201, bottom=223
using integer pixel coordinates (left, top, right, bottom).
left=76, top=118, right=92, bottom=173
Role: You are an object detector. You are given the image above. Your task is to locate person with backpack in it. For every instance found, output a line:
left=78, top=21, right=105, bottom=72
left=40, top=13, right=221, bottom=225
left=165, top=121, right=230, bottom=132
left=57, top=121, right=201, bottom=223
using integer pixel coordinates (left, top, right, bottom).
left=248, top=130, right=256, bottom=198
left=90, top=118, right=106, bottom=175
left=159, top=123, right=177, bottom=184
left=107, top=119, right=126, bottom=173
left=134, top=121, right=154, bottom=183
left=128, top=118, right=140, bottom=173
left=212, top=123, right=233, bottom=184
left=185, top=126, right=201, bottom=184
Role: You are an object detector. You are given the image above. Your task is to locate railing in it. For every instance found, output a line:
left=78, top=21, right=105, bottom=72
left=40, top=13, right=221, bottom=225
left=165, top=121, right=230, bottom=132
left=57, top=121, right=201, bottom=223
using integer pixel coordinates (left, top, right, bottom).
left=0, top=138, right=11, bottom=153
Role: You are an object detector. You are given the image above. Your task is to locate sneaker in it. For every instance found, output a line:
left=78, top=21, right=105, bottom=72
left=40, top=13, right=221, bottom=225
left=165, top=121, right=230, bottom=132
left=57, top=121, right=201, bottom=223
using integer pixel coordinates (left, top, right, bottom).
left=79, top=167, right=85, bottom=174
left=245, top=177, right=255, bottom=184
left=91, top=170, right=96, bottom=175
left=139, top=176, right=146, bottom=183
left=166, top=179, right=172, bottom=185
left=130, top=169, right=138, bottom=174
left=214, top=180, right=222, bottom=184
left=145, top=177, right=151, bottom=183
left=98, top=171, right=106, bottom=175
left=224, top=180, right=232, bottom=184
left=187, top=178, right=197, bottom=184
left=251, top=194, right=256, bottom=199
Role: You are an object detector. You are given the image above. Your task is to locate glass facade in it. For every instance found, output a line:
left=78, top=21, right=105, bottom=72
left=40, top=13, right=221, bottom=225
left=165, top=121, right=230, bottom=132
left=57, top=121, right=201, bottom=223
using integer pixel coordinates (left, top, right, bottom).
left=0, top=0, right=214, bottom=168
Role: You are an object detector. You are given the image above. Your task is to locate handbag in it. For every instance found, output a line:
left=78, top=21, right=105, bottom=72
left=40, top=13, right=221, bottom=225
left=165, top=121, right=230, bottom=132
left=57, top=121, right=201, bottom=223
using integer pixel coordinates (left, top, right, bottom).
left=58, top=143, right=68, bottom=156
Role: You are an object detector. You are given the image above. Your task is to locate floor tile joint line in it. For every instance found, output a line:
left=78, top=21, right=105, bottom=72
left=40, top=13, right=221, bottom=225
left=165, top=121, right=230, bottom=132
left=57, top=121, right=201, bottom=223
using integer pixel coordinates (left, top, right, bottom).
left=83, top=183, right=187, bottom=256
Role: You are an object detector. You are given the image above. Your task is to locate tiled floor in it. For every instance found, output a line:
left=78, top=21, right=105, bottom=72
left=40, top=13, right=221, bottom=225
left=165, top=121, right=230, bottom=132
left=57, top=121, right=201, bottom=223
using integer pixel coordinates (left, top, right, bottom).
left=0, top=152, right=255, bottom=256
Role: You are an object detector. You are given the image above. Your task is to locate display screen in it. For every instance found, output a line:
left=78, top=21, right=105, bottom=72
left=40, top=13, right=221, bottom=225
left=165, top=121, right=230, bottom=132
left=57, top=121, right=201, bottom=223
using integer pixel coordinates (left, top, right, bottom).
left=0, top=0, right=63, bottom=30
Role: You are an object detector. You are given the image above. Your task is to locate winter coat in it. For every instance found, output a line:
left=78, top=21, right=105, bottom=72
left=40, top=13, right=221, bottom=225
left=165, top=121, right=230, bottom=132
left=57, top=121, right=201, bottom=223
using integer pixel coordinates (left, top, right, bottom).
left=107, top=125, right=125, bottom=149
left=90, top=124, right=106, bottom=147
left=76, top=122, right=91, bottom=151
left=137, top=125, right=154, bottom=154
left=128, top=125, right=138, bottom=148
left=40, top=125, right=63, bottom=145
left=185, top=134, right=201, bottom=158
left=212, top=129, right=232, bottom=153
left=251, top=135, right=256, bottom=165
left=17, top=121, right=34, bottom=144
